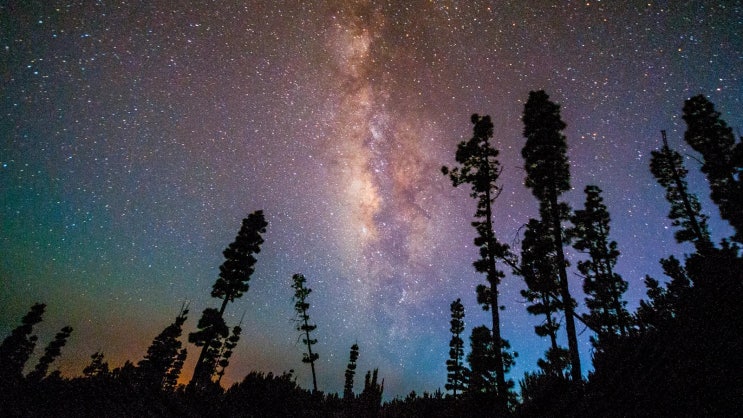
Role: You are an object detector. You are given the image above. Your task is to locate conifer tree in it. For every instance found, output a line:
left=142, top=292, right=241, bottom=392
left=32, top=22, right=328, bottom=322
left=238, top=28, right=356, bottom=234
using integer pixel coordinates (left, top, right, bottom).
left=635, top=256, right=691, bottom=331
left=650, top=130, right=712, bottom=251
left=519, top=218, right=569, bottom=376
left=190, top=210, right=267, bottom=389
left=445, top=298, right=469, bottom=397
left=291, top=273, right=319, bottom=393
left=163, top=347, right=187, bottom=390
left=344, top=343, right=359, bottom=400
left=0, top=303, right=46, bottom=381
left=442, top=114, right=511, bottom=410
left=137, top=306, right=188, bottom=390
left=27, top=325, right=73, bottom=382
left=682, top=95, right=743, bottom=241
left=466, top=325, right=514, bottom=395
left=570, top=185, right=630, bottom=342
left=521, top=90, right=581, bottom=380
left=359, top=368, right=384, bottom=415
left=189, top=308, right=229, bottom=387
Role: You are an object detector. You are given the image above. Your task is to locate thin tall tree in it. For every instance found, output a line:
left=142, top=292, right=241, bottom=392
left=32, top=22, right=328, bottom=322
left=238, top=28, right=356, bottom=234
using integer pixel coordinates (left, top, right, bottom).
left=442, top=114, right=511, bottom=410
left=344, top=343, right=359, bottom=400
left=521, top=90, right=581, bottom=380
left=292, top=273, right=319, bottom=393
left=445, top=298, right=469, bottom=397
left=189, top=210, right=267, bottom=389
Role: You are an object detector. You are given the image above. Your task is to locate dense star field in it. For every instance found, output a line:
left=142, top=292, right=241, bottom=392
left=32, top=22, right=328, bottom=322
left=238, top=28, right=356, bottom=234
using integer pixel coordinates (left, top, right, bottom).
left=2, top=1, right=741, bottom=398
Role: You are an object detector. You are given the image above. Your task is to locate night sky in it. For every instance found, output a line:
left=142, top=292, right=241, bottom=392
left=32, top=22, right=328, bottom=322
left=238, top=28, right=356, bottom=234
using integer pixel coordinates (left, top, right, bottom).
left=2, top=1, right=742, bottom=399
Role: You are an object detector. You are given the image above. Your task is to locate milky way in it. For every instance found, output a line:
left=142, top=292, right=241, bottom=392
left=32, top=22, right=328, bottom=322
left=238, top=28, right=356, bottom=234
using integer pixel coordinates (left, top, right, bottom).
left=2, top=1, right=742, bottom=398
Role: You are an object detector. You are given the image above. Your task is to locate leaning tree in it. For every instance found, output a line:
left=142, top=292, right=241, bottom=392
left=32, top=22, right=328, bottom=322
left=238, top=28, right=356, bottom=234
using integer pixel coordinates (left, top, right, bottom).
left=189, top=210, right=267, bottom=389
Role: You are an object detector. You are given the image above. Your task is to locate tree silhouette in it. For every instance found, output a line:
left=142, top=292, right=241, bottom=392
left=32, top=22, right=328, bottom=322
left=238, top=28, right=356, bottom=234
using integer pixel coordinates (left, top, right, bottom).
left=650, top=130, right=712, bottom=251
left=27, top=325, right=73, bottom=382
left=682, top=95, right=743, bottom=241
left=215, top=324, right=242, bottom=384
left=445, top=298, right=468, bottom=397
left=521, top=90, right=581, bottom=381
left=82, top=351, right=110, bottom=378
left=137, top=305, right=188, bottom=390
left=570, top=185, right=630, bottom=342
left=0, top=303, right=46, bottom=382
left=291, top=273, right=319, bottom=393
left=635, top=256, right=691, bottom=331
left=190, top=210, right=267, bottom=389
left=519, top=217, right=569, bottom=376
left=189, top=307, right=229, bottom=387
left=442, top=114, right=511, bottom=411
left=221, top=370, right=310, bottom=417
left=466, top=325, right=515, bottom=398
left=344, top=343, right=359, bottom=400
left=359, top=368, right=384, bottom=415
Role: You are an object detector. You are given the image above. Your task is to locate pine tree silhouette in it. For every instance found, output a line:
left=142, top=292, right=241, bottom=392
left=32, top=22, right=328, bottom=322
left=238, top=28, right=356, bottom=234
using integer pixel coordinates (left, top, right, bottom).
left=650, top=130, right=712, bottom=250
left=521, top=90, right=581, bottom=381
left=291, top=273, right=319, bottom=393
left=445, top=298, right=468, bottom=397
left=570, top=185, right=630, bottom=342
left=137, top=305, right=188, bottom=390
left=519, top=218, right=569, bottom=376
left=344, top=343, right=359, bottom=400
left=0, top=303, right=46, bottom=382
left=442, top=114, right=512, bottom=411
left=189, top=210, right=267, bottom=389
left=682, top=95, right=743, bottom=241
left=27, top=325, right=73, bottom=382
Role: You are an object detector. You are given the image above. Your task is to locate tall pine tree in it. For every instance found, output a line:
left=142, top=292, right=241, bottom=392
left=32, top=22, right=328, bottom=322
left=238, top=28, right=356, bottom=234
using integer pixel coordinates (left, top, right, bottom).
left=521, top=90, right=581, bottom=380
left=442, top=114, right=511, bottom=411
left=190, top=210, right=267, bottom=389
left=291, top=273, right=319, bottom=393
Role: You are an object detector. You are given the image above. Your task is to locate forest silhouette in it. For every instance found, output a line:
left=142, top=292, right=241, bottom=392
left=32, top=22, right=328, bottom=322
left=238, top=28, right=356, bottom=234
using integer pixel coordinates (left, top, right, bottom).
left=1, top=92, right=741, bottom=417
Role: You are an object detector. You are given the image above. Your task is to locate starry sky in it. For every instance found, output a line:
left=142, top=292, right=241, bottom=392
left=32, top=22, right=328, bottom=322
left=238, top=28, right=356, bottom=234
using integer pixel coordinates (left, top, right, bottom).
left=2, top=0, right=742, bottom=399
